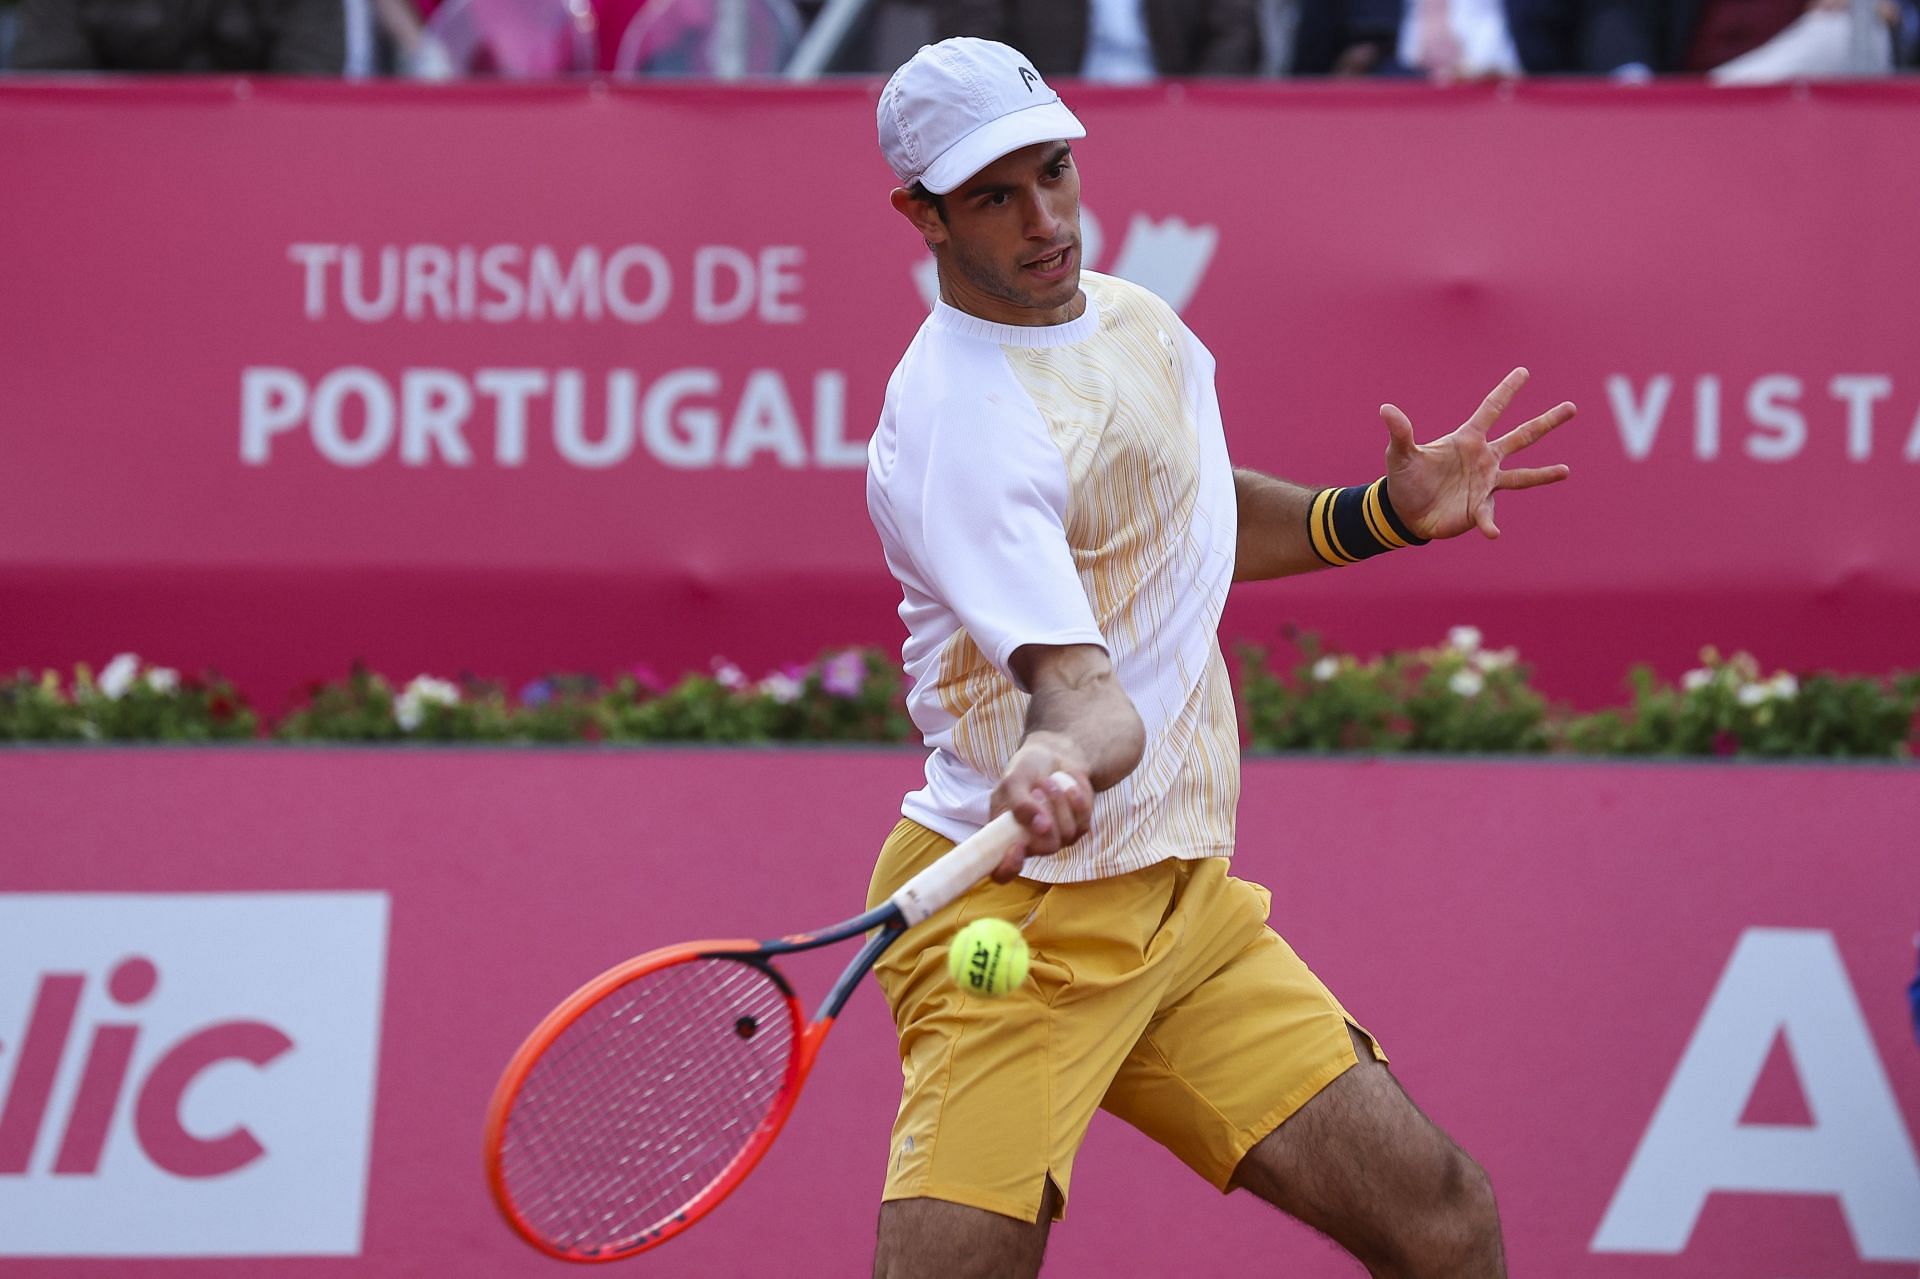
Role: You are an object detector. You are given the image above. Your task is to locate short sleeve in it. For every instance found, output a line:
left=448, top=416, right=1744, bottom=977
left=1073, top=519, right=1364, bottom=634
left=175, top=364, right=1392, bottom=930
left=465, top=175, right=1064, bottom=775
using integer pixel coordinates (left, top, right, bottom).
left=895, top=386, right=1107, bottom=688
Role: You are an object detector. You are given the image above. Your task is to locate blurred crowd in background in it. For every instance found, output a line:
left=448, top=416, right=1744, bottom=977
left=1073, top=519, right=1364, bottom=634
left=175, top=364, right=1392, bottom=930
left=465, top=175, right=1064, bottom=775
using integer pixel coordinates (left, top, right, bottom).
left=1, top=0, right=1916, bottom=82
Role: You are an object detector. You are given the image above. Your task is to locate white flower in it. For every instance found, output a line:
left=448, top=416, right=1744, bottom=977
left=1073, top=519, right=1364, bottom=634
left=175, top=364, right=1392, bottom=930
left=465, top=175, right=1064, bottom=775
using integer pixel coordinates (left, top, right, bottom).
left=1681, top=668, right=1714, bottom=693
left=1446, top=626, right=1483, bottom=655
left=99, top=653, right=141, bottom=700
left=1736, top=682, right=1770, bottom=708
left=1310, top=655, right=1341, bottom=682
left=144, top=667, right=180, bottom=694
left=1474, top=647, right=1517, bottom=672
left=395, top=675, right=460, bottom=731
left=710, top=658, right=748, bottom=691
left=758, top=673, right=803, bottom=704
left=1769, top=673, right=1799, bottom=699
left=1448, top=669, right=1486, bottom=698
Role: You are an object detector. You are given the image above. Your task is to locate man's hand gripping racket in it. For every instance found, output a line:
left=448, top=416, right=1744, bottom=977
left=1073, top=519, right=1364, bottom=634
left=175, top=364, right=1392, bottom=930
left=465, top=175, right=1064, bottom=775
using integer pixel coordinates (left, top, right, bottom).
left=482, top=772, right=1083, bottom=1262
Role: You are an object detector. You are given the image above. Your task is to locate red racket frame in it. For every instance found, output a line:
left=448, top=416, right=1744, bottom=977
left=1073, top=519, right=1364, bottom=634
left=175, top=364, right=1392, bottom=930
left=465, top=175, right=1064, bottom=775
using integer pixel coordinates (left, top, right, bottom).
left=483, top=909, right=904, bottom=1262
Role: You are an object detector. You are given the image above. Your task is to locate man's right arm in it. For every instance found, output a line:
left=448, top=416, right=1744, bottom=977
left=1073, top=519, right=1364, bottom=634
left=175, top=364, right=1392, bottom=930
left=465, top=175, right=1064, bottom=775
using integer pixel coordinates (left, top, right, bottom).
left=985, top=643, right=1145, bottom=882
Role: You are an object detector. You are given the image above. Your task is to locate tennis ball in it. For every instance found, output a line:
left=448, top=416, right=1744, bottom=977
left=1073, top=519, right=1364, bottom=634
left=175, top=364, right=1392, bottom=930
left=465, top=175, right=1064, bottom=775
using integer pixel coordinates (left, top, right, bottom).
left=947, top=918, right=1030, bottom=998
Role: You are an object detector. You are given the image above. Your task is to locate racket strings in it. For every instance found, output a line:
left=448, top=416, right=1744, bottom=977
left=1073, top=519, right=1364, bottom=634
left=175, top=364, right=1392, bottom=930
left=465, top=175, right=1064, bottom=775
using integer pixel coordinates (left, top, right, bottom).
left=500, top=957, right=798, bottom=1254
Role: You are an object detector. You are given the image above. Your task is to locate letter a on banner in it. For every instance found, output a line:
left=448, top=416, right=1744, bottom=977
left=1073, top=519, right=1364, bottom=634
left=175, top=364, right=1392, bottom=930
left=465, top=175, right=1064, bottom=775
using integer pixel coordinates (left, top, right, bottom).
left=1592, top=928, right=1920, bottom=1262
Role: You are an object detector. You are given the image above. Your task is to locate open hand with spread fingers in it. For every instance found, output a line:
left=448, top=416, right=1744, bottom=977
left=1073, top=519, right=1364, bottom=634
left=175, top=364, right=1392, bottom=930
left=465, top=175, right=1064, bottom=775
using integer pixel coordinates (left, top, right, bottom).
left=1381, top=367, right=1575, bottom=541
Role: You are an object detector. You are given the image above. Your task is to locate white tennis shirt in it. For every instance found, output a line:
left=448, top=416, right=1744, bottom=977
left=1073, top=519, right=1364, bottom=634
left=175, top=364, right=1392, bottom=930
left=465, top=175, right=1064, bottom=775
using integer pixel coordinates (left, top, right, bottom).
left=866, top=271, right=1241, bottom=883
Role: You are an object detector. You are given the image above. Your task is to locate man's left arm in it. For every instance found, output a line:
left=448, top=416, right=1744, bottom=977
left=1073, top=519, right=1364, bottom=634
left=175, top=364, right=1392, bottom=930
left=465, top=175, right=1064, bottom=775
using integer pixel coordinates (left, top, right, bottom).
left=1233, top=367, right=1576, bottom=583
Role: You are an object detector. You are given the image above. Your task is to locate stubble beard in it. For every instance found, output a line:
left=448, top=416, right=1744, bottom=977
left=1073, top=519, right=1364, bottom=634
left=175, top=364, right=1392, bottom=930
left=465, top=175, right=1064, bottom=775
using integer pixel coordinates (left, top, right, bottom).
left=949, top=228, right=1081, bottom=318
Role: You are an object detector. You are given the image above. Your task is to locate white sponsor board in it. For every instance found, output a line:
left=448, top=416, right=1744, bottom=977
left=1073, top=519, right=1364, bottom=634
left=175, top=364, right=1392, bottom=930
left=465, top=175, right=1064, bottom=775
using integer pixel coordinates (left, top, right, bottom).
left=1593, top=927, right=1920, bottom=1264
left=0, top=893, right=388, bottom=1256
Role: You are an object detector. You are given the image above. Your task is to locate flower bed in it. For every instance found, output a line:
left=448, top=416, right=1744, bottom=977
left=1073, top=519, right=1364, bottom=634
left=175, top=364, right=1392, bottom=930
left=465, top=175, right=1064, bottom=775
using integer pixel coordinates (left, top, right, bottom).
left=1239, top=628, right=1918, bottom=759
left=4, top=636, right=1915, bottom=759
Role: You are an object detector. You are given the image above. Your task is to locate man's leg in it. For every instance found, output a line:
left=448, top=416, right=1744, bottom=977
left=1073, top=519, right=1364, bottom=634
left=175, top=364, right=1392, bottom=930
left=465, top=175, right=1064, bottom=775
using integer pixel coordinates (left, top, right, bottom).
left=871, top=1180, right=1062, bottom=1279
left=864, top=831, right=1188, bottom=1279
left=1230, top=1026, right=1504, bottom=1278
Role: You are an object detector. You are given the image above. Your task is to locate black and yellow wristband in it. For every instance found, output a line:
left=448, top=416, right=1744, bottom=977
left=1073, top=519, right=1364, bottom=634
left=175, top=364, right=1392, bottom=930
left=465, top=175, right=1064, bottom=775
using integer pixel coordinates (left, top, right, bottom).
left=1306, top=478, right=1429, bottom=567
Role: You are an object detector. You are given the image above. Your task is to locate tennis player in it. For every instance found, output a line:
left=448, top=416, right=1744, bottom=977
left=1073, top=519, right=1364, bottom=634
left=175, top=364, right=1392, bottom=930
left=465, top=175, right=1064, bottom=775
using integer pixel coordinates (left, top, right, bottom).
left=865, top=38, right=1574, bottom=1279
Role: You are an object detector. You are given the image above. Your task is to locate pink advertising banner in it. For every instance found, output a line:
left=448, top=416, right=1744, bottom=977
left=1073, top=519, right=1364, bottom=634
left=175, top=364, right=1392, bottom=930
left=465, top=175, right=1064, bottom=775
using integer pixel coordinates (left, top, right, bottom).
left=1, top=748, right=1915, bottom=1275
left=3, top=80, right=1920, bottom=710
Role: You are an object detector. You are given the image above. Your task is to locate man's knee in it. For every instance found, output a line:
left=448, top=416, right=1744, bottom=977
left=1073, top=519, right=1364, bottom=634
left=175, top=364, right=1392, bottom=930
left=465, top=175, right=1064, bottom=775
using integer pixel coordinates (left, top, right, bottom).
left=1389, top=1146, right=1502, bottom=1276
left=1438, top=1149, right=1501, bottom=1258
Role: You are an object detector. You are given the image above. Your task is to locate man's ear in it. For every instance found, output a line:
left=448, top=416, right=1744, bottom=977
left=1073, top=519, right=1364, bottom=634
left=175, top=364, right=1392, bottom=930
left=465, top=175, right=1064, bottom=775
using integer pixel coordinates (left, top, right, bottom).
left=890, top=187, right=949, bottom=248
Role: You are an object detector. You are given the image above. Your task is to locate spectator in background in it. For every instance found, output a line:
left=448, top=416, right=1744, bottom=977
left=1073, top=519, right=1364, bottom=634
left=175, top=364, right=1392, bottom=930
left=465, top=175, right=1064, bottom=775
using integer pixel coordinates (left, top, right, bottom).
left=13, top=0, right=344, bottom=71
left=1395, top=0, right=1525, bottom=77
left=1670, top=0, right=1917, bottom=80
left=1506, top=0, right=1660, bottom=74
left=344, top=0, right=429, bottom=74
left=1289, top=0, right=1398, bottom=73
left=933, top=0, right=1264, bottom=79
left=1295, top=0, right=1911, bottom=76
left=1294, top=0, right=1657, bottom=76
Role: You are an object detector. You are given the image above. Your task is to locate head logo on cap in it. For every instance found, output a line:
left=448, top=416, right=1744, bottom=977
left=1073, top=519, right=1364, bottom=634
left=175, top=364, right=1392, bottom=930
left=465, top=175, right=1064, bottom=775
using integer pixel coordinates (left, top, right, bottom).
left=877, top=38, right=1087, bottom=196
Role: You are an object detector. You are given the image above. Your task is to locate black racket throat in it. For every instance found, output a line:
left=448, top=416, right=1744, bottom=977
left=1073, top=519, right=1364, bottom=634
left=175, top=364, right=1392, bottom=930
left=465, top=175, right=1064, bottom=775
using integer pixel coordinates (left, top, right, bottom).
left=703, top=900, right=907, bottom=1022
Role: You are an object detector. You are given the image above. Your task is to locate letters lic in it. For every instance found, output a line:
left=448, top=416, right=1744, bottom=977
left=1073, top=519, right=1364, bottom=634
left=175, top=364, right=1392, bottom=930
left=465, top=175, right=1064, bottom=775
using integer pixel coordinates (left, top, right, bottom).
left=0, top=956, right=292, bottom=1179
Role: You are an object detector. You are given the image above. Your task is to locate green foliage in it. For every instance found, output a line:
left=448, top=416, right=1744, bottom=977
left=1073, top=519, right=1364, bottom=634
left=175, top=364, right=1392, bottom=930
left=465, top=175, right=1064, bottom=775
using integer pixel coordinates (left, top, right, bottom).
left=600, top=651, right=911, bottom=744
left=1560, top=649, right=1916, bottom=760
left=274, top=665, right=403, bottom=741
left=765, top=649, right=915, bottom=743
left=1, top=658, right=255, bottom=742
left=1243, top=633, right=1913, bottom=760
left=269, top=650, right=913, bottom=746
left=0, top=669, right=88, bottom=741
left=6, top=640, right=1913, bottom=760
left=601, top=673, right=778, bottom=742
left=1238, top=635, right=1407, bottom=752
left=510, top=674, right=608, bottom=743
left=1241, top=627, right=1548, bottom=754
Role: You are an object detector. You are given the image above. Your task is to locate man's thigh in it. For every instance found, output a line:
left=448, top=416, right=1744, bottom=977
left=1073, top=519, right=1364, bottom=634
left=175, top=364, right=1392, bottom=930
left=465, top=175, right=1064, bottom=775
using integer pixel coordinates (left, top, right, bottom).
left=1230, top=1027, right=1503, bottom=1274
left=872, top=1181, right=1062, bottom=1279
left=1102, top=866, right=1386, bottom=1190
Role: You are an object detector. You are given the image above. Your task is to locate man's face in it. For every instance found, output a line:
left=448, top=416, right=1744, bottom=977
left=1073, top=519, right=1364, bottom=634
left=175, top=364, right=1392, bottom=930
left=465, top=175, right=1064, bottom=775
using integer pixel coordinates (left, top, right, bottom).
left=903, top=141, right=1082, bottom=326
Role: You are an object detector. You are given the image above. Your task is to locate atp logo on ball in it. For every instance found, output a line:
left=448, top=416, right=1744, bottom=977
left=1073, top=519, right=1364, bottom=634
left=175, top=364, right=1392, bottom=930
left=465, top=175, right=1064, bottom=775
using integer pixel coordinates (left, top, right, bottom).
left=912, top=206, right=1219, bottom=314
left=948, top=919, right=1029, bottom=998
left=0, top=893, right=389, bottom=1257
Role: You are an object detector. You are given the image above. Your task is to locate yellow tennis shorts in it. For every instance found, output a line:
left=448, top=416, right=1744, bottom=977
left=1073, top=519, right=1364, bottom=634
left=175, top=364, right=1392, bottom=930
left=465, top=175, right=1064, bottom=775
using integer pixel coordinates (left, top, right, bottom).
left=866, top=818, right=1387, bottom=1223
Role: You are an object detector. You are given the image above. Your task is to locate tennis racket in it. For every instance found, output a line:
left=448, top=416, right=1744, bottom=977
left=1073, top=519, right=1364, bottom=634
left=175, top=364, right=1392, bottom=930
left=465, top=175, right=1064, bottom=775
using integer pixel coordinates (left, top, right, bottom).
left=482, top=773, right=1077, bottom=1263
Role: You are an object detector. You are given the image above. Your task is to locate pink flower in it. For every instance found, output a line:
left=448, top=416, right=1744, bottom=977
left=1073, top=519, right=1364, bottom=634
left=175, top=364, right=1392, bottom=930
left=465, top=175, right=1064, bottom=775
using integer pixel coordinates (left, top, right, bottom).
left=821, top=650, right=866, bottom=698
left=628, top=664, right=666, bottom=694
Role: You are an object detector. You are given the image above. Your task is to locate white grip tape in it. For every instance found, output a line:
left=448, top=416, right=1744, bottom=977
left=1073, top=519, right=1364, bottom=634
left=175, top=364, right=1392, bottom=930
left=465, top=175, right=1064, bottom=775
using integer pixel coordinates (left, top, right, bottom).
left=888, top=772, right=1079, bottom=927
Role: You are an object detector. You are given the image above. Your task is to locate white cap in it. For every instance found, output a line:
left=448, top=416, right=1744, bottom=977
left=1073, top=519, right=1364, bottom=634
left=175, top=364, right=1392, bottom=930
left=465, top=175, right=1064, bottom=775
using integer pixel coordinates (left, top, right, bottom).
left=877, top=38, right=1086, bottom=196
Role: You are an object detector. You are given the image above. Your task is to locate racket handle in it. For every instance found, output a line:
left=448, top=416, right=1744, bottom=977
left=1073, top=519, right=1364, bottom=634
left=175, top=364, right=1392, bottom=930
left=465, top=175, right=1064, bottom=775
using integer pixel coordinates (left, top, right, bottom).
left=889, top=772, right=1079, bottom=927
